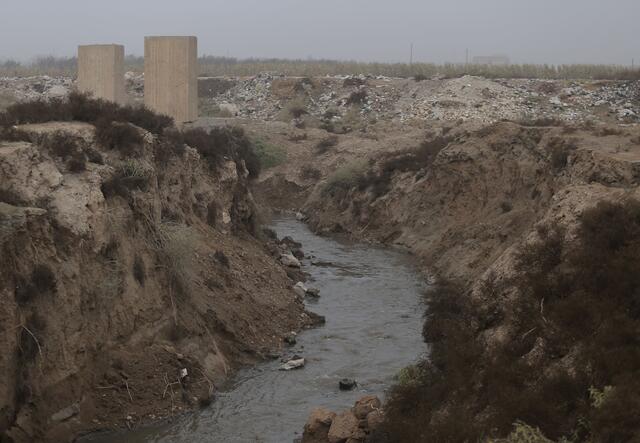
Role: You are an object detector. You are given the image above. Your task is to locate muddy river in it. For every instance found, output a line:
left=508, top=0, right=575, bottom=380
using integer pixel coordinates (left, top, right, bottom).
left=89, top=217, right=426, bottom=442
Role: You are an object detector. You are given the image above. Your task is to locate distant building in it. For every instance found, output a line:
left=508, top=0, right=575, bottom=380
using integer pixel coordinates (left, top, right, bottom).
left=472, top=55, right=510, bottom=66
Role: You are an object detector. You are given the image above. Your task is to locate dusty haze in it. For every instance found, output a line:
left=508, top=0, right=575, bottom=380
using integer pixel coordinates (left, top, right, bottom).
left=1, top=0, right=639, bottom=65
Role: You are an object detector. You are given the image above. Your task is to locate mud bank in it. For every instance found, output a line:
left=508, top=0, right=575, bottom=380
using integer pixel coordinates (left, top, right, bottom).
left=0, top=113, right=314, bottom=442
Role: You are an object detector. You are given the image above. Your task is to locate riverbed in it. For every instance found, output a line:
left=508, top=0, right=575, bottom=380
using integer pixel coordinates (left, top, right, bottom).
left=91, top=217, right=426, bottom=442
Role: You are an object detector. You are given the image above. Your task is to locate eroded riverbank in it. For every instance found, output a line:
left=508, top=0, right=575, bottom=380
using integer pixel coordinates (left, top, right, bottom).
left=86, top=217, right=426, bottom=443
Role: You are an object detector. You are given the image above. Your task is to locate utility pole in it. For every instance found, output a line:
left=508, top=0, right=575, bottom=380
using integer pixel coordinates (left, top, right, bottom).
left=410, top=43, right=413, bottom=66
left=466, top=48, right=469, bottom=66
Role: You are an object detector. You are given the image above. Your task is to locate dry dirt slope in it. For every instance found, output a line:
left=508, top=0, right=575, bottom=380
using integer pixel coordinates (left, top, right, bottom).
left=0, top=120, right=312, bottom=442
left=248, top=117, right=640, bottom=441
left=251, top=118, right=640, bottom=282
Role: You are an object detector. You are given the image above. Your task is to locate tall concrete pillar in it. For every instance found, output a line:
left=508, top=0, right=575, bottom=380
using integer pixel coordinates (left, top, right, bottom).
left=77, top=44, right=126, bottom=104
left=144, top=36, right=198, bottom=124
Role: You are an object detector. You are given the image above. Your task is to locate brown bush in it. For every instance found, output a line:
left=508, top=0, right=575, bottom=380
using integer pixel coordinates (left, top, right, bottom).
left=346, top=89, right=367, bottom=105
left=101, top=162, right=151, bottom=199
left=314, top=136, right=339, bottom=155
left=1, top=92, right=173, bottom=135
left=358, top=136, right=451, bottom=198
left=300, top=165, right=321, bottom=180
left=182, top=126, right=260, bottom=178
left=94, top=119, right=143, bottom=156
left=375, top=199, right=640, bottom=442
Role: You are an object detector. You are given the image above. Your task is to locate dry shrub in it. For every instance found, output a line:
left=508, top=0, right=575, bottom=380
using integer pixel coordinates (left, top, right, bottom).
left=38, top=131, right=88, bottom=172
left=343, top=77, right=367, bottom=87
left=346, top=89, right=367, bottom=105
left=1, top=92, right=173, bottom=135
left=182, top=127, right=260, bottom=178
left=518, top=117, right=566, bottom=127
left=375, top=199, right=640, bottom=442
left=101, top=160, right=152, bottom=199
left=314, top=135, right=339, bottom=155
left=94, top=119, right=143, bottom=156
left=358, top=136, right=451, bottom=198
left=150, top=222, right=198, bottom=297
left=300, top=165, right=321, bottom=180
left=287, top=100, right=308, bottom=119
left=321, top=160, right=367, bottom=198
left=413, top=74, right=428, bottom=82
left=594, top=126, right=625, bottom=137
left=547, top=137, right=577, bottom=171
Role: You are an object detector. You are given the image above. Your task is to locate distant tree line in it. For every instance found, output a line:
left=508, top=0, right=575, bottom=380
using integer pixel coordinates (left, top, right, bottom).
left=1, top=55, right=639, bottom=80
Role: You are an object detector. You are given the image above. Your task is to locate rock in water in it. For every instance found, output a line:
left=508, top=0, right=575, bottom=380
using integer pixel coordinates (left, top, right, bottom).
left=280, top=253, right=301, bottom=268
left=293, top=282, right=308, bottom=298
left=339, top=378, right=357, bottom=391
left=280, top=358, right=305, bottom=371
left=306, top=287, right=320, bottom=298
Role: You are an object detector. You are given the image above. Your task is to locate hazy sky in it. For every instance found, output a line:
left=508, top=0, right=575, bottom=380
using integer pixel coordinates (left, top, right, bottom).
left=2, top=0, right=639, bottom=65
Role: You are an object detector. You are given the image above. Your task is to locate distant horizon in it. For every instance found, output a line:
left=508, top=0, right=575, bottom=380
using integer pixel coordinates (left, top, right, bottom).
left=1, top=0, right=639, bottom=66
left=1, top=53, right=638, bottom=68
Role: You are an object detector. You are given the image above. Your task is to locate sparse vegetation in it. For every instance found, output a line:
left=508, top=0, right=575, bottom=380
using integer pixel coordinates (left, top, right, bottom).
left=358, top=136, right=451, bottom=197
left=0, top=92, right=173, bottom=136
left=299, top=165, right=321, bottom=180
left=94, top=119, right=144, bottom=156
left=36, top=131, right=88, bottom=172
left=322, top=160, right=367, bottom=197
left=413, top=74, right=429, bottom=82
left=150, top=222, right=199, bottom=298
left=375, top=199, right=640, bottom=442
left=286, top=100, right=308, bottom=119
left=101, top=160, right=152, bottom=199
left=182, top=127, right=261, bottom=178
left=4, top=56, right=640, bottom=80
left=253, top=139, right=287, bottom=169
left=314, top=135, right=339, bottom=154
left=346, top=89, right=368, bottom=105
left=547, top=137, right=577, bottom=171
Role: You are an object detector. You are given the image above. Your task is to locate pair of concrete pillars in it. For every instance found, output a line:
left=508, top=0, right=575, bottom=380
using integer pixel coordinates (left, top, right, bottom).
left=77, top=37, right=197, bottom=124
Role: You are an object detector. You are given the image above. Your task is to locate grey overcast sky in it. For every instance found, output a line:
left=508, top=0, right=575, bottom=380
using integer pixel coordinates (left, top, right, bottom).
left=1, top=0, right=639, bottom=65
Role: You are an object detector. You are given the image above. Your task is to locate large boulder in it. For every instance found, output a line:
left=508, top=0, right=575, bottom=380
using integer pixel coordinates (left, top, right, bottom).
left=327, top=410, right=359, bottom=443
left=302, top=408, right=336, bottom=443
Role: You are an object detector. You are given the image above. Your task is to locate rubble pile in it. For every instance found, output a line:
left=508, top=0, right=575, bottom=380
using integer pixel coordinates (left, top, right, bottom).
left=1, top=72, right=638, bottom=124
left=0, top=75, right=71, bottom=102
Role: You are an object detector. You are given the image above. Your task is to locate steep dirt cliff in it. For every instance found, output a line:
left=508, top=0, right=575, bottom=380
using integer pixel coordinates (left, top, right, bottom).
left=250, top=118, right=640, bottom=441
left=0, top=110, right=313, bottom=441
left=253, top=119, right=640, bottom=282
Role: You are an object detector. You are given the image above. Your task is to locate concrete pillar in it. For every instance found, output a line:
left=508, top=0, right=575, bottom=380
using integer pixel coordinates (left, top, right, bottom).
left=77, top=44, right=126, bottom=104
left=144, top=36, right=198, bottom=124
